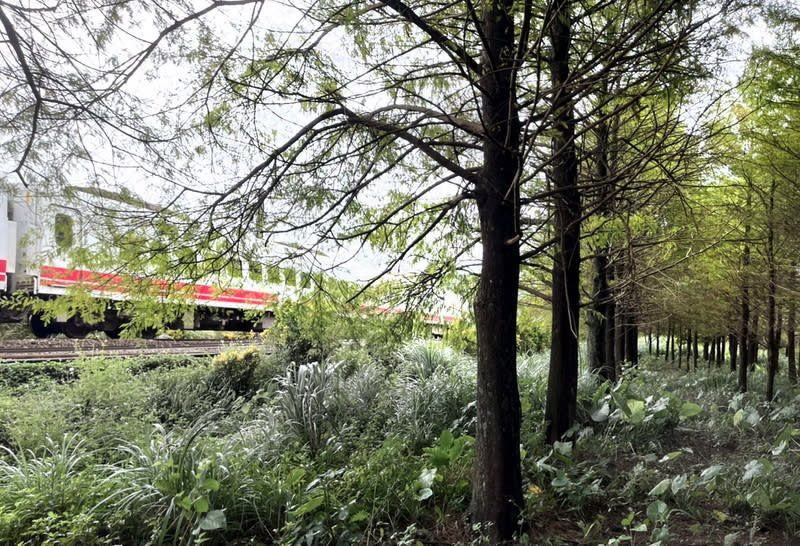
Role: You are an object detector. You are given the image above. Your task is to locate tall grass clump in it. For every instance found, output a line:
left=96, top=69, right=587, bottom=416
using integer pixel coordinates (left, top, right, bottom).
left=391, top=340, right=476, bottom=448
left=0, top=434, right=114, bottom=545
left=276, top=360, right=339, bottom=454
left=97, top=409, right=261, bottom=545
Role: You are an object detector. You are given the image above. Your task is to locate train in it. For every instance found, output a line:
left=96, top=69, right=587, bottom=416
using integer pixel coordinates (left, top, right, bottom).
left=0, top=184, right=457, bottom=338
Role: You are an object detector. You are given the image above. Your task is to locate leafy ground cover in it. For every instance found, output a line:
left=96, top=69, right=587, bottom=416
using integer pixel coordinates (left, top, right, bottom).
left=0, top=339, right=797, bottom=545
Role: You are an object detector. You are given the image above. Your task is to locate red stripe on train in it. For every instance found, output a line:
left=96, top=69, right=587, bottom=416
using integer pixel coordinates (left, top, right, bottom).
left=39, top=265, right=278, bottom=305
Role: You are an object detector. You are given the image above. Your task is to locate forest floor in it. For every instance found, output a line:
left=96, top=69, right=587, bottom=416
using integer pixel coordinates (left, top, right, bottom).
left=521, top=360, right=800, bottom=545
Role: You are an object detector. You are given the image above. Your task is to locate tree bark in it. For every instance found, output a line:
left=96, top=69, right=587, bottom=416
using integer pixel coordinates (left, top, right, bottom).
left=470, top=0, right=523, bottom=537
left=625, top=313, right=638, bottom=366
left=766, top=181, right=778, bottom=402
left=788, top=297, right=797, bottom=385
left=605, top=267, right=617, bottom=380
left=545, top=0, right=581, bottom=445
left=587, top=252, right=610, bottom=379
left=739, top=221, right=750, bottom=392
left=750, top=314, right=759, bottom=369
left=729, top=332, right=738, bottom=373
left=655, top=325, right=660, bottom=356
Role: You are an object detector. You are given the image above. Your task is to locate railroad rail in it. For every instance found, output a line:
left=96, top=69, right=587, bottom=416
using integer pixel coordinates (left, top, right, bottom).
left=0, top=338, right=270, bottom=362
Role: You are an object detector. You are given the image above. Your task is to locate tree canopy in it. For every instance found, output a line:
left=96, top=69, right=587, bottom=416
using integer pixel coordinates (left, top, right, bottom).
left=1, top=0, right=788, bottom=540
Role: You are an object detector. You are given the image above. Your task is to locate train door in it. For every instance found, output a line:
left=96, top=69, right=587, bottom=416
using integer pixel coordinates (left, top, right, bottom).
left=0, top=194, right=17, bottom=293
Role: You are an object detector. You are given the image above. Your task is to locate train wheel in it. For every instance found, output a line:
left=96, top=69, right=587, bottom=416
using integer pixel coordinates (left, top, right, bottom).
left=141, top=327, right=157, bottom=339
left=29, top=312, right=57, bottom=338
left=62, top=316, right=91, bottom=339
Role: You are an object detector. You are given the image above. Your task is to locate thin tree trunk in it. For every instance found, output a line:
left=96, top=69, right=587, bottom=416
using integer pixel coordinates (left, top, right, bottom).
left=750, top=314, right=759, bottom=369
left=670, top=327, right=676, bottom=362
left=788, top=297, right=797, bottom=385
left=625, top=313, right=638, bottom=366
left=545, top=0, right=581, bottom=446
left=655, top=325, right=660, bottom=356
left=605, top=267, right=617, bottom=381
left=693, top=331, right=699, bottom=370
left=766, top=180, right=778, bottom=402
left=587, top=251, right=611, bottom=380
left=739, top=195, right=751, bottom=392
left=730, top=332, right=738, bottom=373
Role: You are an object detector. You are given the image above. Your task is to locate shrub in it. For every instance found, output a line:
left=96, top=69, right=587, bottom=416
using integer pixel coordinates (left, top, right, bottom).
left=0, top=362, right=79, bottom=388
left=127, top=354, right=204, bottom=375
left=97, top=411, right=241, bottom=545
left=0, top=434, right=117, bottom=545
left=208, top=346, right=262, bottom=396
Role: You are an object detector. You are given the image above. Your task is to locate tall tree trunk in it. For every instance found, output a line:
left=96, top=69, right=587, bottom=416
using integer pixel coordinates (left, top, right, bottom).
left=739, top=206, right=751, bottom=393
left=686, top=329, right=692, bottom=361
left=605, top=265, right=617, bottom=381
left=545, top=0, right=581, bottom=445
left=693, top=331, right=699, bottom=370
left=750, top=314, right=759, bottom=369
left=625, top=311, right=638, bottom=366
left=655, top=325, right=660, bottom=356
left=766, top=180, right=778, bottom=402
left=471, top=0, right=523, bottom=536
left=729, top=332, right=738, bottom=373
left=788, top=297, right=797, bottom=385
left=670, top=327, right=676, bottom=362
left=587, top=252, right=611, bottom=379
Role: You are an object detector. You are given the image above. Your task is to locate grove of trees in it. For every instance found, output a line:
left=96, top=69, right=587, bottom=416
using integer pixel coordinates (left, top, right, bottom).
left=3, top=0, right=800, bottom=541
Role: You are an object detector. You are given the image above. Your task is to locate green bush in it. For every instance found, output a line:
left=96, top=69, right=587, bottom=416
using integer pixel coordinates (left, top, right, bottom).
left=208, top=346, right=263, bottom=396
left=127, top=354, right=204, bottom=375
left=0, top=362, right=78, bottom=388
left=0, top=434, right=118, bottom=545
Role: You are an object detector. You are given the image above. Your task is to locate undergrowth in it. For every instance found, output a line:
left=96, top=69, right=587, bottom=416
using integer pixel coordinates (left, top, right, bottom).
left=0, top=342, right=797, bottom=544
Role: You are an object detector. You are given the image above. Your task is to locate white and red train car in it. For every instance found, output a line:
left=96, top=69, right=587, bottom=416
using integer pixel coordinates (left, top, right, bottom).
left=0, top=186, right=284, bottom=337
left=0, top=185, right=457, bottom=338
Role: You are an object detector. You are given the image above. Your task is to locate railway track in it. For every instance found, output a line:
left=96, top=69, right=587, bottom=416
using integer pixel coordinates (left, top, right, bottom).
left=0, top=338, right=270, bottom=362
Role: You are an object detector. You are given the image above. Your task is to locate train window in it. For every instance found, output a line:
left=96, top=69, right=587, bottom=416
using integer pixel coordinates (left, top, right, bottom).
left=54, top=213, right=74, bottom=250
left=228, top=259, right=243, bottom=278
left=248, top=260, right=263, bottom=282
left=267, top=267, right=281, bottom=284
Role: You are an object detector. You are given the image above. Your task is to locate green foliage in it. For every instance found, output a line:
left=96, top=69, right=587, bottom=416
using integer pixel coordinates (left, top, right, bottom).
left=208, top=345, right=263, bottom=396
left=0, top=361, right=79, bottom=389
left=97, top=412, right=236, bottom=544
left=391, top=341, right=475, bottom=449
left=0, top=434, right=117, bottom=545
left=275, top=360, right=339, bottom=454
left=517, top=309, right=549, bottom=354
